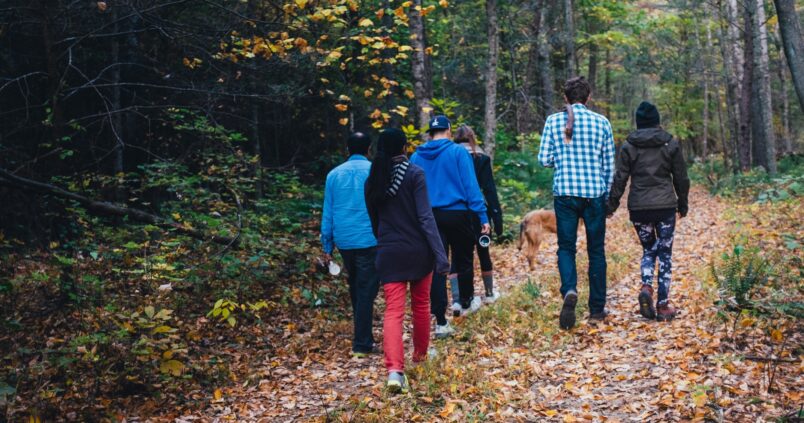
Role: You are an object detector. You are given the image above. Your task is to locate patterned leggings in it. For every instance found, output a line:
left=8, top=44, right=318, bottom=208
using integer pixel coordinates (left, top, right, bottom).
left=633, top=214, right=676, bottom=305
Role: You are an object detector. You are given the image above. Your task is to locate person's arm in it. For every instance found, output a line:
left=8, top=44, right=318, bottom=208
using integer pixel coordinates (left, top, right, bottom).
left=538, top=116, right=556, bottom=168
left=413, top=170, right=449, bottom=274
left=364, top=181, right=379, bottom=238
left=320, top=173, right=335, bottom=256
left=458, top=149, right=489, bottom=225
left=477, top=155, right=503, bottom=236
left=601, top=121, right=616, bottom=194
left=671, top=140, right=691, bottom=217
left=607, top=144, right=632, bottom=216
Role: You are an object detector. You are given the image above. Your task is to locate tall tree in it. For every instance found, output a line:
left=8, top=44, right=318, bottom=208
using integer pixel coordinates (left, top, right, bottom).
left=749, top=0, right=777, bottom=174
left=564, top=0, right=576, bottom=77
left=773, top=0, right=804, bottom=111
left=538, top=2, right=556, bottom=119
left=739, top=0, right=755, bottom=170
left=517, top=0, right=545, bottom=134
left=409, top=0, right=432, bottom=132
left=484, top=0, right=500, bottom=159
left=717, top=0, right=742, bottom=169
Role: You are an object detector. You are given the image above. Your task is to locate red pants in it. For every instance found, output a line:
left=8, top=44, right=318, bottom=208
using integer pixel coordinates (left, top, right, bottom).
left=383, top=272, right=432, bottom=373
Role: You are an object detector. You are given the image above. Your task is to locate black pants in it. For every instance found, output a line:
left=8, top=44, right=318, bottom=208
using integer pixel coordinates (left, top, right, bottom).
left=431, top=209, right=476, bottom=324
left=340, top=247, right=379, bottom=353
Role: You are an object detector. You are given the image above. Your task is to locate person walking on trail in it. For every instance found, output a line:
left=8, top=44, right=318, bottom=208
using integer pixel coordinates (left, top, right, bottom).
left=365, top=128, right=449, bottom=394
left=320, top=132, right=379, bottom=358
left=606, top=101, right=690, bottom=322
left=538, top=76, right=615, bottom=330
left=448, top=125, right=504, bottom=312
left=411, top=115, right=490, bottom=338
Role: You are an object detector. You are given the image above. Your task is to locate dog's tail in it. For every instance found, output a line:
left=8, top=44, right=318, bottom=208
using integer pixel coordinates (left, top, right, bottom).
left=517, top=220, right=526, bottom=251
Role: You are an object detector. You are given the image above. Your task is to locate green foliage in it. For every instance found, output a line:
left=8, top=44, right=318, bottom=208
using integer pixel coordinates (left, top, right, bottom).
left=712, top=245, right=772, bottom=309
left=690, top=155, right=804, bottom=201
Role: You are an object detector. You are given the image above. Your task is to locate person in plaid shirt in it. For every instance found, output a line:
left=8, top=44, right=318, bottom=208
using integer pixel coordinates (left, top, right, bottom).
left=538, top=76, right=615, bottom=330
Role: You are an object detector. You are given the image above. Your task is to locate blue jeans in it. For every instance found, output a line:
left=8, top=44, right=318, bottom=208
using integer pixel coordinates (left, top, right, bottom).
left=554, top=196, right=607, bottom=313
left=633, top=215, right=676, bottom=304
left=340, top=247, right=380, bottom=353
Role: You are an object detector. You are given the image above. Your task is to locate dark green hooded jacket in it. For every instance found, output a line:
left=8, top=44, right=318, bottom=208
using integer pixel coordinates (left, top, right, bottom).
left=607, top=127, right=690, bottom=217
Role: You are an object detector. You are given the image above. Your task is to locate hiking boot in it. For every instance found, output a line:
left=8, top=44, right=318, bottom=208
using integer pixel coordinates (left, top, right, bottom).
left=352, top=345, right=380, bottom=359
left=386, top=372, right=409, bottom=394
left=483, top=290, right=500, bottom=305
left=434, top=323, right=455, bottom=339
left=451, top=302, right=462, bottom=317
left=559, top=291, right=578, bottom=330
left=638, top=284, right=656, bottom=319
left=656, top=302, right=677, bottom=321
left=466, top=296, right=482, bottom=314
left=589, top=310, right=609, bottom=321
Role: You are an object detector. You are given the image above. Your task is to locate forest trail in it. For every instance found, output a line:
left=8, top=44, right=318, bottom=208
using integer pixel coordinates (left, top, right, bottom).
left=170, top=188, right=796, bottom=422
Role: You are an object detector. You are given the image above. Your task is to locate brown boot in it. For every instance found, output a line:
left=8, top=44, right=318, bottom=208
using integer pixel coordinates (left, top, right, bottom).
left=638, top=285, right=656, bottom=319
left=656, top=302, right=677, bottom=321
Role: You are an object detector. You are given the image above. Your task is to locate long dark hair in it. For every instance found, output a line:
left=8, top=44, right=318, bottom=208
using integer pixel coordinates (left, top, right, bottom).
left=365, top=128, right=407, bottom=209
left=563, top=76, right=591, bottom=144
left=453, top=125, right=478, bottom=156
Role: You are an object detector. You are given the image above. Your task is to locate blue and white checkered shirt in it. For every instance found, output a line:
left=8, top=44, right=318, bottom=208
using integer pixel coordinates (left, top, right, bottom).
left=538, top=104, right=615, bottom=198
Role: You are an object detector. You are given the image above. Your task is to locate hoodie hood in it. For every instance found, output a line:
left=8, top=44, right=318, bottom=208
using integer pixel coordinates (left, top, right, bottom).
left=627, top=128, right=673, bottom=148
left=415, top=138, right=454, bottom=159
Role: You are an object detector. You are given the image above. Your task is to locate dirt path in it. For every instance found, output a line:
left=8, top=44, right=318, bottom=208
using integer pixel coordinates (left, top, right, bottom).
left=171, top=188, right=799, bottom=422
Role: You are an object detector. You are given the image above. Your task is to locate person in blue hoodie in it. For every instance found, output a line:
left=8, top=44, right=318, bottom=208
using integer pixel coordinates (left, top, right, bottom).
left=411, top=115, right=490, bottom=338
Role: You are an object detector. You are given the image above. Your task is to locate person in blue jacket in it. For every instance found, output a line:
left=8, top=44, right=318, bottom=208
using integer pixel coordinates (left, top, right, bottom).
left=411, top=116, right=490, bottom=338
left=320, top=132, right=379, bottom=357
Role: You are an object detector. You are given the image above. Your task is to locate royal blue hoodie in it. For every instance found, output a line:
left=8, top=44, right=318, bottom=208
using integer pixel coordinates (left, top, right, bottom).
left=410, top=138, right=488, bottom=224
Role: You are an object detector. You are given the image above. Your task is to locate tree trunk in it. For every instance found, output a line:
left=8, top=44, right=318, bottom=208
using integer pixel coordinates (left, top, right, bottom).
left=484, top=0, right=499, bottom=159
left=563, top=0, right=576, bottom=78
left=409, top=0, right=431, bottom=133
left=773, top=0, right=804, bottom=111
left=538, top=4, right=556, bottom=120
left=774, top=25, right=793, bottom=154
left=517, top=0, right=544, bottom=134
left=739, top=2, right=754, bottom=170
left=251, top=99, right=263, bottom=199
left=110, top=7, right=124, bottom=177
left=749, top=0, right=776, bottom=174
left=718, top=0, right=741, bottom=170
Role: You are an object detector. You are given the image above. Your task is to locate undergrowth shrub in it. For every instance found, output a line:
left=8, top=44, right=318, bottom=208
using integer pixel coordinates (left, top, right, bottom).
left=711, top=245, right=772, bottom=308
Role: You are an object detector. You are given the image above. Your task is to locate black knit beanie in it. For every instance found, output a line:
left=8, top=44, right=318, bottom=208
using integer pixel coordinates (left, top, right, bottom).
left=635, top=101, right=660, bottom=129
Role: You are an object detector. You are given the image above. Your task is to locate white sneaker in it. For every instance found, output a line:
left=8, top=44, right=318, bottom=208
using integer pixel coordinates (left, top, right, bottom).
left=462, top=296, right=482, bottom=315
left=483, top=291, right=501, bottom=304
left=434, top=323, right=455, bottom=339
left=451, top=302, right=462, bottom=317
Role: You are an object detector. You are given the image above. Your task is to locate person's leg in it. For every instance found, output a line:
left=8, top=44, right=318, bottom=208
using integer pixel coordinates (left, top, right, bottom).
left=633, top=221, right=659, bottom=287
left=452, top=212, right=476, bottom=309
left=383, top=282, right=407, bottom=373
left=410, top=272, right=433, bottom=363
left=477, top=243, right=495, bottom=297
left=352, top=248, right=379, bottom=353
left=554, top=197, right=580, bottom=297
left=448, top=272, right=459, bottom=304
left=655, top=214, right=676, bottom=305
left=582, top=196, right=608, bottom=314
left=431, top=211, right=450, bottom=326
left=339, top=249, right=359, bottom=347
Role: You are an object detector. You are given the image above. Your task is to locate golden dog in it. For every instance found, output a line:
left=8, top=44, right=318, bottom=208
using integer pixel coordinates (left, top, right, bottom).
left=517, top=209, right=558, bottom=270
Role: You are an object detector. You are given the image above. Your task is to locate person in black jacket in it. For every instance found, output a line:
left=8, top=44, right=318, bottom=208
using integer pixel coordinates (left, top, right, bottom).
left=607, top=101, right=690, bottom=322
left=365, top=128, right=449, bottom=394
left=447, top=125, right=504, bottom=313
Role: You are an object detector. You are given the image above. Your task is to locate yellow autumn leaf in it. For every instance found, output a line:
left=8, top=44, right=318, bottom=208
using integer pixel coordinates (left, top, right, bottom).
left=358, top=18, right=374, bottom=27
left=770, top=329, right=783, bottom=342
left=159, top=359, right=184, bottom=376
left=335, top=104, right=348, bottom=112
left=339, top=118, right=349, bottom=126
left=213, top=388, right=223, bottom=401
left=692, top=391, right=707, bottom=408
left=294, top=0, right=307, bottom=9
left=338, top=94, right=352, bottom=102
left=439, top=401, right=456, bottom=418
left=545, top=409, right=558, bottom=417
left=439, top=0, right=449, bottom=6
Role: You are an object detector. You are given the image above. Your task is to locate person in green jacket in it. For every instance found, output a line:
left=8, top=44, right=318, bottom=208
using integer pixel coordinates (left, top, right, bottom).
left=607, top=101, right=690, bottom=322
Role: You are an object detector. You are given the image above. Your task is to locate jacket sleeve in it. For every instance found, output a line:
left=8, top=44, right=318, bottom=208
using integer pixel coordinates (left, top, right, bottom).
left=458, top=149, right=489, bottom=225
left=671, top=141, right=691, bottom=216
left=607, top=143, right=631, bottom=215
left=477, top=155, right=503, bottom=236
left=320, top=173, right=335, bottom=254
left=413, top=170, right=449, bottom=274
left=538, top=116, right=556, bottom=168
